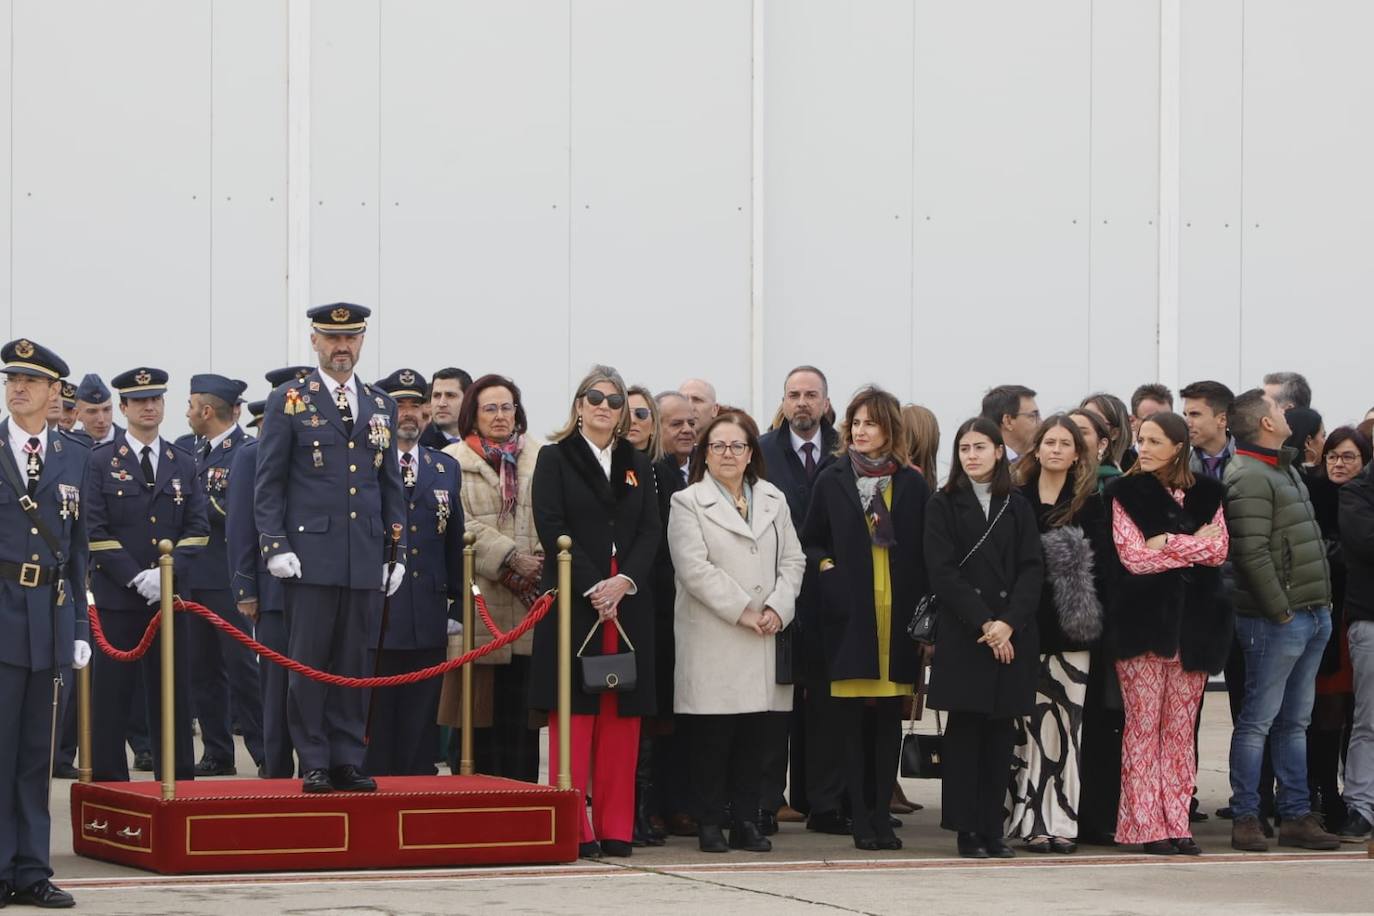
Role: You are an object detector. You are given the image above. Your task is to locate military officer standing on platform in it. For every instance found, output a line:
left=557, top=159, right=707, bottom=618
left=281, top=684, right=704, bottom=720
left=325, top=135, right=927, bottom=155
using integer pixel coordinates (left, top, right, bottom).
left=86, top=368, right=208, bottom=783
left=255, top=305, right=407, bottom=793
left=366, top=369, right=464, bottom=776
left=184, top=374, right=265, bottom=778
left=73, top=374, right=119, bottom=446
left=0, top=339, right=89, bottom=909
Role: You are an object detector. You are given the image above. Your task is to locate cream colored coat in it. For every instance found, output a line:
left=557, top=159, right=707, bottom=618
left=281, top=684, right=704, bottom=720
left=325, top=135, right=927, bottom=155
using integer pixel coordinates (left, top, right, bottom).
left=444, top=437, right=544, bottom=663
left=668, top=477, right=806, bottom=715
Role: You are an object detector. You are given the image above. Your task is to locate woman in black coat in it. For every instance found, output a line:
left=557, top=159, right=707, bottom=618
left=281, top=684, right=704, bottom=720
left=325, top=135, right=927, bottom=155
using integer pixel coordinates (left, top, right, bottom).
left=801, top=387, right=928, bottom=850
left=925, top=417, right=1043, bottom=859
left=530, top=366, right=660, bottom=859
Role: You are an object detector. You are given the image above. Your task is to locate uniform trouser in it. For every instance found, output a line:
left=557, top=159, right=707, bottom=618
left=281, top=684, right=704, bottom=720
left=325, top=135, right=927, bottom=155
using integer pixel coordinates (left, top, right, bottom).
left=684, top=712, right=770, bottom=827
left=837, top=696, right=902, bottom=841
left=472, top=656, right=540, bottom=782
left=364, top=647, right=444, bottom=776
left=255, top=611, right=295, bottom=778
left=284, top=584, right=374, bottom=772
left=0, top=662, right=65, bottom=888
left=189, top=588, right=265, bottom=767
left=941, top=710, right=1016, bottom=838
left=91, top=610, right=195, bottom=782
left=803, top=679, right=848, bottom=817
left=57, top=675, right=76, bottom=768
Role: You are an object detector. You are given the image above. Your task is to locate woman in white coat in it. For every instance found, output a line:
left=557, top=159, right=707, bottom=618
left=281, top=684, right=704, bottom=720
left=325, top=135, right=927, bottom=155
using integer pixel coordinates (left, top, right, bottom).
left=668, top=412, right=806, bottom=854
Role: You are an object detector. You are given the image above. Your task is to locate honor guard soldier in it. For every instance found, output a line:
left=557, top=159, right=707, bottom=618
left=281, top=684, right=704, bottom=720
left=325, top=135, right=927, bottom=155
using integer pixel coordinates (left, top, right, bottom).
left=73, top=373, right=119, bottom=446
left=86, top=368, right=209, bottom=782
left=0, top=339, right=89, bottom=909
left=183, top=374, right=265, bottom=777
left=366, top=369, right=464, bottom=776
left=254, top=305, right=407, bottom=793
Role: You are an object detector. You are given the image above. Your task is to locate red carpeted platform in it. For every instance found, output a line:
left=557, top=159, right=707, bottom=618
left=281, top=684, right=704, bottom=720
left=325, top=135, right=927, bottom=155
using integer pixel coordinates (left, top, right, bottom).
left=71, top=775, right=582, bottom=874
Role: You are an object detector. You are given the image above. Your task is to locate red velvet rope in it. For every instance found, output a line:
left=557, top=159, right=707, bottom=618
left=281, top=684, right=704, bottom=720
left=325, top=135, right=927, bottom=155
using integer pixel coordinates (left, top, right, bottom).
left=88, top=590, right=556, bottom=688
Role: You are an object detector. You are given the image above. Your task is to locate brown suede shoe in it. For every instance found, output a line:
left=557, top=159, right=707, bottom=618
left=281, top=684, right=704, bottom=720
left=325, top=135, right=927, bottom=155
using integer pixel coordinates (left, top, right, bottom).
left=1278, top=813, right=1340, bottom=850
left=776, top=804, right=806, bottom=823
left=1231, top=815, right=1269, bottom=852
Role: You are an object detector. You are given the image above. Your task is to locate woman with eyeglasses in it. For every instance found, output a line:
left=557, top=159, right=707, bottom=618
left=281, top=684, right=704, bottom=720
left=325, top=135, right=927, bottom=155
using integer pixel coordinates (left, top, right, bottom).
left=442, top=374, right=544, bottom=781
left=667, top=413, right=805, bottom=852
left=802, top=386, right=930, bottom=851
left=530, top=365, right=661, bottom=859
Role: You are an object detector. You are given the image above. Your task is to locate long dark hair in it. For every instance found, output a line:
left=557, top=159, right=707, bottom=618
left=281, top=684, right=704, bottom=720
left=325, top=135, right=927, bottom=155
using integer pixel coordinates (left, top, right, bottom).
left=1014, top=414, right=1099, bottom=526
left=1126, top=411, right=1195, bottom=489
left=943, top=417, right=1012, bottom=498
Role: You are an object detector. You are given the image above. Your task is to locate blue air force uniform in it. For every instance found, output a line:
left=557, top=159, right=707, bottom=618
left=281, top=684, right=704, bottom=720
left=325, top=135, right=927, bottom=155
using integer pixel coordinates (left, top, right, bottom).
left=365, top=369, right=464, bottom=776
left=253, top=305, right=407, bottom=784
left=85, top=369, right=209, bottom=782
left=0, top=340, right=88, bottom=904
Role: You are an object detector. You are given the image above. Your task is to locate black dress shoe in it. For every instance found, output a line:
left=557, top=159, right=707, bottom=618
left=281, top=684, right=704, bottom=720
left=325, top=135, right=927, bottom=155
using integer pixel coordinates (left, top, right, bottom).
left=983, top=836, right=1016, bottom=859
left=50, top=763, right=78, bottom=780
left=806, top=810, right=851, bottom=835
left=1171, top=837, right=1202, bottom=856
left=1142, top=839, right=1178, bottom=855
left=853, top=836, right=882, bottom=851
left=601, top=839, right=632, bottom=857
left=329, top=765, right=376, bottom=792
left=698, top=825, right=729, bottom=853
left=888, top=815, right=903, bottom=829
left=194, top=757, right=237, bottom=777
left=10, top=880, right=74, bottom=909
left=957, top=832, right=989, bottom=859
left=875, top=835, right=903, bottom=850
left=729, top=821, right=772, bottom=852
left=579, top=841, right=604, bottom=859
left=757, top=809, right=779, bottom=837
left=0, top=879, right=10, bottom=908
left=132, top=751, right=154, bottom=772
left=1049, top=837, right=1078, bottom=854
left=302, top=768, right=333, bottom=793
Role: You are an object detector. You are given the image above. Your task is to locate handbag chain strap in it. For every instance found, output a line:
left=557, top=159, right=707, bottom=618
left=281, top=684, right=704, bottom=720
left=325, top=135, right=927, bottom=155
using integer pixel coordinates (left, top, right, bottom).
left=956, top=495, right=1010, bottom=569
left=577, top=617, right=635, bottom=657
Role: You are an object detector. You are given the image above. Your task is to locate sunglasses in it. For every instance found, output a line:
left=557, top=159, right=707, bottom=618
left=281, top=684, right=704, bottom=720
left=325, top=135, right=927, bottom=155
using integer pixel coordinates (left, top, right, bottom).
left=630, top=407, right=652, bottom=421
left=582, top=389, right=626, bottom=409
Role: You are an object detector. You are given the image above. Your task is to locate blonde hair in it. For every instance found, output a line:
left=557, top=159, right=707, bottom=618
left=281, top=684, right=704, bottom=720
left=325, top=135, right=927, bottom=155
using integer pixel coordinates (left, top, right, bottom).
left=627, top=384, right=663, bottom=463
left=901, top=404, right=940, bottom=480
left=550, top=364, right=629, bottom=442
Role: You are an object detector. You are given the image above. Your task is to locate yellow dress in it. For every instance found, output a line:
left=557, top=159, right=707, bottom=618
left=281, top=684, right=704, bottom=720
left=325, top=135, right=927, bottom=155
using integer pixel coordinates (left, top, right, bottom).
left=832, top=488, right=914, bottom=698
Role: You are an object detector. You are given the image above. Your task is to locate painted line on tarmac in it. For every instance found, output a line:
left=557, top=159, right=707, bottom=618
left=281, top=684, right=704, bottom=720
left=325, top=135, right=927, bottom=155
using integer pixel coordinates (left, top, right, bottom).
left=59, top=849, right=1366, bottom=893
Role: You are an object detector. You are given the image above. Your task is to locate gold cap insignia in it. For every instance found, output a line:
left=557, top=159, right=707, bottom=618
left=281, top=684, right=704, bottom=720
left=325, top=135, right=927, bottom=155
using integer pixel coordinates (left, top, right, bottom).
left=62, top=382, right=76, bottom=398
left=135, top=370, right=152, bottom=385
left=330, top=307, right=351, bottom=323
left=14, top=339, right=34, bottom=359
left=399, top=370, right=415, bottom=385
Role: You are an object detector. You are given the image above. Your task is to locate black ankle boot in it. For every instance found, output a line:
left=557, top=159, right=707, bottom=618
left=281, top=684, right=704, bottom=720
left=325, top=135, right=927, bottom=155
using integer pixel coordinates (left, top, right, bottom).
left=698, top=824, right=729, bottom=853
left=729, top=820, right=772, bottom=852
left=632, top=733, right=664, bottom=846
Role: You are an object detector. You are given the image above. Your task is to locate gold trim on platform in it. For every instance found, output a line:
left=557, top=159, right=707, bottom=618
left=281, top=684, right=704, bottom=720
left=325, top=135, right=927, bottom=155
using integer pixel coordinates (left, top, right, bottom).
left=79, top=801, right=152, bottom=853
left=397, top=806, right=557, bottom=850
left=185, top=812, right=349, bottom=857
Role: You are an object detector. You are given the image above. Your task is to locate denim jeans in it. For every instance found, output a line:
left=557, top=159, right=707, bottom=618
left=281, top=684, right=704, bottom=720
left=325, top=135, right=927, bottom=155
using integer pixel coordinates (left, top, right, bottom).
left=1228, top=607, right=1332, bottom=819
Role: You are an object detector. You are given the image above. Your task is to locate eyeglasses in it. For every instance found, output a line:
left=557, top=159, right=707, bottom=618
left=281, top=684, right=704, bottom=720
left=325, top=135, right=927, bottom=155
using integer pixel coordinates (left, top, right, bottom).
left=707, top=441, right=749, bottom=457
left=1326, top=451, right=1363, bottom=465
left=630, top=407, right=652, bottom=421
left=1016, top=411, right=1041, bottom=421
left=581, top=390, right=625, bottom=409
left=479, top=403, right=517, bottom=416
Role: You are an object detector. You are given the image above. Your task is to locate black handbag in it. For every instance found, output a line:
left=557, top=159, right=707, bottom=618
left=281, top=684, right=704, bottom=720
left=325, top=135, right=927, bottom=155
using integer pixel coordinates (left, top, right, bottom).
left=900, top=657, right=943, bottom=778
left=576, top=618, right=637, bottom=693
left=906, top=496, right=1010, bottom=646
left=769, top=517, right=795, bottom=686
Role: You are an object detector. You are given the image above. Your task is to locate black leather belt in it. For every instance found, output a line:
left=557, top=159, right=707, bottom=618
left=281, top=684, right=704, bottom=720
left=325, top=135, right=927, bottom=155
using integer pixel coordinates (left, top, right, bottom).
left=0, top=560, right=64, bottom=588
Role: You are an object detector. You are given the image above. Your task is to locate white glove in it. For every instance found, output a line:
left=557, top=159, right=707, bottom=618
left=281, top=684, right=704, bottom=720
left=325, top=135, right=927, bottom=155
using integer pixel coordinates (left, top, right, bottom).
left=446, top=618, right=462, bottom=636
left=383, top=563, right=406, bottom=597
left=267, top=552, right=303, bottom=579
left=131, top=569, right=161, bottom=605
left=73, top=640, right=91, bottom=670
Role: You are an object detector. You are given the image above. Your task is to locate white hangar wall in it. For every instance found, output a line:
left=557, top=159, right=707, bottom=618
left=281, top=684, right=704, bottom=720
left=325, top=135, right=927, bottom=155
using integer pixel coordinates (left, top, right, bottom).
left=0, top=0, right=1368, bottom=452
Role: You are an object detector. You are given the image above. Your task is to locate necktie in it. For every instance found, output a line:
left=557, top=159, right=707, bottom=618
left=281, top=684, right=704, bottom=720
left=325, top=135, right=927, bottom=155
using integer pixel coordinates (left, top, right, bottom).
left=336, top=384, right=354, bottom=435
left=140, top=445, right=155, bottom=488
left=400, top=452, right=416, bottom=491
left=199, top=440, right=212, bottom=464
left=1202, top=454, right=1223, bottom=479
left=24, top=437, right=42, bottom=497
left=801, top=441, right=817, bottom=480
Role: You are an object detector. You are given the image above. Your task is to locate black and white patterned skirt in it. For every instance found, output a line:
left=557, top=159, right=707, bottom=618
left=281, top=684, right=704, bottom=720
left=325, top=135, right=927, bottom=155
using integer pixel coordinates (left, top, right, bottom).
left=1006, top=650, right=1091, bottom=839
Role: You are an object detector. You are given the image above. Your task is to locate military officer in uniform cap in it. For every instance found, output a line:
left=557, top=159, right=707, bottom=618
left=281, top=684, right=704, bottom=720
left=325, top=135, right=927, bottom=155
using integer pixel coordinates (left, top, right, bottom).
left=183, top=374, right=265, bottom=777
left=55, top=381, right=79, bottom=434
left=86, top=367, right=208, bottom=782
left=244, top=401, right=266, bottom=433
left=366, top=369, right=464, bottom=776
left=255, top=305, right=407, bottom=793
left=73, top=373, right=120, bottom=446
left=0, top=338, right=89, bottom=909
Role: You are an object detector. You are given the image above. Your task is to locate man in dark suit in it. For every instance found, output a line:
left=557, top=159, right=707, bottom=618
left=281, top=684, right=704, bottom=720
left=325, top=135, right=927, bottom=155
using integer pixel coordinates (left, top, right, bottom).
left=255, top=304, right=407, bottom=793
left=366, top=369, right=464, bottom=776
left=756, top=365, right=846, bottom=835
left=0, top=338, right=89, bottom=908
left=183, top=374, right=264, bottom=777
left=86, top=367, right=209, bottom=783
left=417, top=367, right=471, bottom=450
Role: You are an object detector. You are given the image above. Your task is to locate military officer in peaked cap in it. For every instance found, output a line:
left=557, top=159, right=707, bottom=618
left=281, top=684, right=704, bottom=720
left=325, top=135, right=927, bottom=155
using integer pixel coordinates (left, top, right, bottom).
left=0, top=338, right=89, bottom=909
left=183, top=374, right=265, bottom=778
left=73, top=373, right=120, bottom=447
left=55, top=381, right=79, bottom=435
left=255, top=305, right=407, bottom=793
left=365, top=369, right=464, bottom=776
left=244, top=400, right=266, bottom=433
left=85, top=368, right=208, bottom=783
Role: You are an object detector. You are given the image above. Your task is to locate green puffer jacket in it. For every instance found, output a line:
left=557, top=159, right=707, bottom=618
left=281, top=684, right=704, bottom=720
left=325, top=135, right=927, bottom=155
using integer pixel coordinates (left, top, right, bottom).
left=1222, top=445, right=1332, bottom=623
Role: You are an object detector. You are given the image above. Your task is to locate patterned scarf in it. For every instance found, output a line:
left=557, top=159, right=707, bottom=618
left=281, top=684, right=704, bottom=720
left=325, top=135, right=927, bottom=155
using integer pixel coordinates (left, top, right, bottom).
left=849, top=447, right=898, bottom=547
left=466, top=433, right=524, bottom=521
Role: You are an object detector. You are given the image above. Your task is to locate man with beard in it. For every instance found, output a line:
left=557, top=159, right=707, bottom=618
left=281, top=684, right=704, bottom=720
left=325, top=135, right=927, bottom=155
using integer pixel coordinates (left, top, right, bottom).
left=254, top=304, right=407, bottom=793
left=365, top=369, right=463, bottom=776
left=418, top=367, right=472, bottom=450
left=757, top=366, right=845, bottom=835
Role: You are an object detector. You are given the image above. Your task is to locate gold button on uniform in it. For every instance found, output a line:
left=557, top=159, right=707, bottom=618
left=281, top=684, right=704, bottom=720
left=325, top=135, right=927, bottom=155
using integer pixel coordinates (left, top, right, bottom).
left=31, top=554, right=39, bottom=561
left=410, top=548, right=418, bottom=556
left=150, top=516, right=156, bottom=523
left=350, top=511, right=357, bottom=519
left=298, top=525, right=305, bottom=532
left=348, top=442, right=355, bottom=449
left=350, top=464, right=357, bottom=472
left=349, top=487, right=356, bottom=495
left=30, top=528, right=37, bottom=535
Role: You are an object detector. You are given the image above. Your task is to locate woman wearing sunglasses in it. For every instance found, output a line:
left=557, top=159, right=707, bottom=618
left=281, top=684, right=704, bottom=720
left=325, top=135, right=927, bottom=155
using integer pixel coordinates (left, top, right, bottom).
left=530, top=365, right=662, bottom=859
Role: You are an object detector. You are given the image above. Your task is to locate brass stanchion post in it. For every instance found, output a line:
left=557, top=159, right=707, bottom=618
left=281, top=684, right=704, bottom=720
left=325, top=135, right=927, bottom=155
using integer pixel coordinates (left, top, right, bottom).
left=460, top=532, right=476, bottom=776
left=556, top=536, right=572, bottom=791
left=76, top=662, right=92, bottom=784
left=157, top=540, right=175, bottom=801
